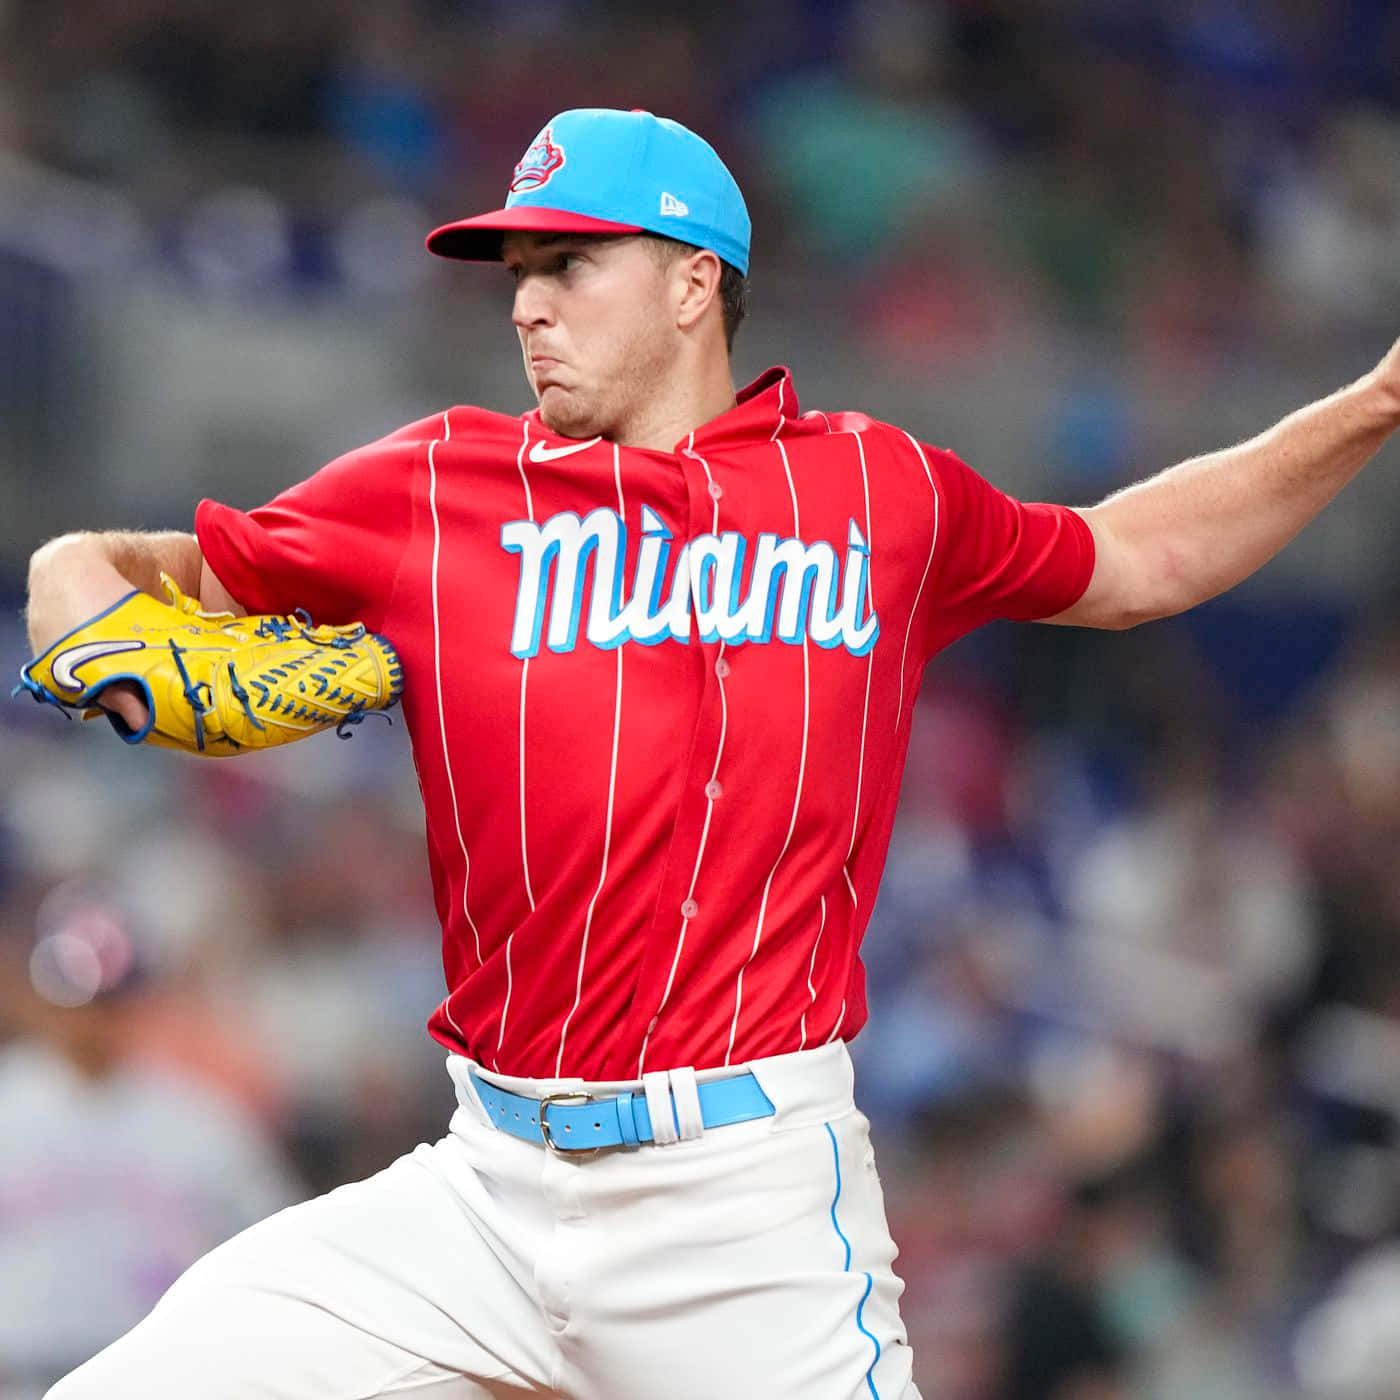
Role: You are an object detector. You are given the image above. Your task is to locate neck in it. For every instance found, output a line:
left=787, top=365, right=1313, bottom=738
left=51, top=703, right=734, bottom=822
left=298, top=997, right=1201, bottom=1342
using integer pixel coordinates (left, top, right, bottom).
left=613, top=350, right=737, bottom=451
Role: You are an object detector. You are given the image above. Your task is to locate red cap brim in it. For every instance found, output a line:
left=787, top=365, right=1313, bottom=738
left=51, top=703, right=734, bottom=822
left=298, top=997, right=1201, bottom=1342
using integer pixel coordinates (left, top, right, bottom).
left=426, top=207, right=645, bottom=261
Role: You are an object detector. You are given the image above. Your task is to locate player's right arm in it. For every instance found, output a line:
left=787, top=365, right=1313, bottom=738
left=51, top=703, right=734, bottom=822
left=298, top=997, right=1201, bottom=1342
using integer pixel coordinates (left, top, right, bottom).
left=24, top=529, right=244, bottom=729
left=26, top=530, right=245, bottom=651
left=25, top=423, right=421, bottom=735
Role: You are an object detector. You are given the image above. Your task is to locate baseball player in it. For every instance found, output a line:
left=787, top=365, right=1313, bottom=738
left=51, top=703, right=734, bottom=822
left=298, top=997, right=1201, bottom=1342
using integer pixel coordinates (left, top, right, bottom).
left=22, top=108, right=1400, bottom=1400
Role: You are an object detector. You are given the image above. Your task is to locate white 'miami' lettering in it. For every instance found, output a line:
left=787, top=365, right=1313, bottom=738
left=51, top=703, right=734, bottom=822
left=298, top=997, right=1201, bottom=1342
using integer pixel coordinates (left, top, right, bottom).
left=500, top=508, right=879, bottom=660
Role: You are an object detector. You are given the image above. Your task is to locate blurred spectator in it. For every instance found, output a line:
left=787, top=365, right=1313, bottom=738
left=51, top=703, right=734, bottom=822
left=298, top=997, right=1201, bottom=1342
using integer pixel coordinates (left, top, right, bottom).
left=1064, top=734, right=1315, bottom=1060
left=1295, top=1244, right=1400, bottom=1399
left=747, top=1, right=988, bottom=267
left=0, top=891, right=300, bottom=1396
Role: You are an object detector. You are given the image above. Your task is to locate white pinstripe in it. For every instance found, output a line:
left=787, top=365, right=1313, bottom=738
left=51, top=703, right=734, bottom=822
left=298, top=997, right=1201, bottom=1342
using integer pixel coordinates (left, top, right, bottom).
left=514, top=423, right=539, bottom=915
left=494, top=421, right=536, bottom=1065
left=725, top=431, right=810, bottom=1066
left=843, top=430, right=876, bottom=907
left=780, top=410, right=858, bottom=1051
left=638, top=431, right=729, bottom=1075
left=555, top=444, right=626, bottom=1076
left=896, top=430, right=941, bottom=727
left=793, top=418, right=875, bottom=1048
left=789, top=421, right=857, bottom=1065
left=427, top=411, right=481, bottom=1039
left=825, top=999, right=845, bottom=1044
left=799, top=894, right=827, bottom=1050
left=440, top=996, right=467, bottom=1043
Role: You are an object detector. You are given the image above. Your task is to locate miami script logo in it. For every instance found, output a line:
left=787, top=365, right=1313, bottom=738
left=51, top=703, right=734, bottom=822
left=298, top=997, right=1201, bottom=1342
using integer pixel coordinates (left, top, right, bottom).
left=501, top=506, right=880, bottom=659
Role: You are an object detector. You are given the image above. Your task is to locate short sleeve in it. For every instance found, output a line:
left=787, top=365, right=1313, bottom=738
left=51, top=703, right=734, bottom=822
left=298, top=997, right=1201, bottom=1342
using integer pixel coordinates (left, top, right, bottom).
left=924, top=447, right=1094, bottom=655
left=194, top=429, right=421, bottom=630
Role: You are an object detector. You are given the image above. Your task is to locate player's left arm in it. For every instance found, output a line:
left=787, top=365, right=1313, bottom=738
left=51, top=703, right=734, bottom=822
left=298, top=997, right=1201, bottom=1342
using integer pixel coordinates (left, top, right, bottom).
left=1046, top=336, right=1400, bottom=630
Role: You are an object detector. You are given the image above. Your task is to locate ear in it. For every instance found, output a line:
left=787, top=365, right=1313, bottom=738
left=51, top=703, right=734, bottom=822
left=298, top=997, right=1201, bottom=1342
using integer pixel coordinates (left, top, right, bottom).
left=673, top=248, right=723, bottom=335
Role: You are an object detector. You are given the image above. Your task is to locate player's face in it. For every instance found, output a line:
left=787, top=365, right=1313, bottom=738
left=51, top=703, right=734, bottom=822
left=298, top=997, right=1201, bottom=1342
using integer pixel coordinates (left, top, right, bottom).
left=503, top=232, right=681, bottom=441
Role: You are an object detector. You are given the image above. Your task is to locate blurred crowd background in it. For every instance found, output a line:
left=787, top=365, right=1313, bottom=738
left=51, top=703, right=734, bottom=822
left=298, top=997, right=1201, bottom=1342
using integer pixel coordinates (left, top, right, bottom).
left=4, top=1, right=1400, bottom=1397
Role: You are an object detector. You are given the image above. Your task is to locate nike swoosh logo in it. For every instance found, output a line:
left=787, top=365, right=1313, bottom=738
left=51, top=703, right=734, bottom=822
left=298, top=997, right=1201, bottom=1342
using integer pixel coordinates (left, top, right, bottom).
left=527, top=437, right=600, bottom=464
left=51, top=639, right=145, bottom=690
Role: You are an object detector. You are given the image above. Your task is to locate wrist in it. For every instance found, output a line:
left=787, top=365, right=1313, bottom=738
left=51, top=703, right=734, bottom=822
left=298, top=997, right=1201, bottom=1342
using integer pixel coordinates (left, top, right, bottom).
left=27, top=531, right=90, bottom=582
left=25, top=536, right=137, bottom=655
left=1361, top=361, right=1400, bottom=423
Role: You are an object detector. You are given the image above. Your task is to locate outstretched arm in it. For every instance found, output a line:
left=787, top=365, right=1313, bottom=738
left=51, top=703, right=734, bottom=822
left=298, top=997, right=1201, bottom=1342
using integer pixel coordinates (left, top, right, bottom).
left=1050, top=338, right=1400, bottom=629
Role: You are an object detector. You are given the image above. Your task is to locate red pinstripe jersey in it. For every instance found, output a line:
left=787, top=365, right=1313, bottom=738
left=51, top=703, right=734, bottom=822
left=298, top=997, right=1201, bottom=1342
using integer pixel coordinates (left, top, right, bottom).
left=196, top=368, right=1093, bottom=1079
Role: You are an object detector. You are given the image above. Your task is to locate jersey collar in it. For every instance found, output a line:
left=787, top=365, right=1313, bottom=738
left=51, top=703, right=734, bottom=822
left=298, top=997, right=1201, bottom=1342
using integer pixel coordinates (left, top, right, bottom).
left=519, top=366, right=799, bottom=453
left=684, top=366, right=798, bottom=452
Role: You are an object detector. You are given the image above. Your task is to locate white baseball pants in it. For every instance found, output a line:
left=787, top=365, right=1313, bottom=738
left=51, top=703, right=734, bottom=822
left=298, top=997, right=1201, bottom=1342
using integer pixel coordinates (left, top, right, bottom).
left=45, top=1042, right=919, bottom=1399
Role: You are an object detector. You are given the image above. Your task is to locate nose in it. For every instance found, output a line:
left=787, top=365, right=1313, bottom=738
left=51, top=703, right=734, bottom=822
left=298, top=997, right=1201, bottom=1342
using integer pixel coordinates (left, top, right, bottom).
left=512, top=272, right=555, bottom=331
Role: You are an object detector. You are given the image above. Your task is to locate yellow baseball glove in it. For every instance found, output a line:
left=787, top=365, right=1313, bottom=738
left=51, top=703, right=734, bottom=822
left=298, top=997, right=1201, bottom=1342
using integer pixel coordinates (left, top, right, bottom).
left=15, top=574, right=403, bottom=756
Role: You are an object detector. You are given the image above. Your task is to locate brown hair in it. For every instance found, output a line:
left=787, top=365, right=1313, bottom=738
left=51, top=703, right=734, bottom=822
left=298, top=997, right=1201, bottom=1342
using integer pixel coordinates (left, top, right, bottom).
left=644, top=235, right=748, bottom=351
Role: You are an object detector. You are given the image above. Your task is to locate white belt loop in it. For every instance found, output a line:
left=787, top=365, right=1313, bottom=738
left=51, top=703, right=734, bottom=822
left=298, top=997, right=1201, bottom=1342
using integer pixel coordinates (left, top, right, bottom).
left=642, top=1071, right=679, bottom=1145
left=669, top=1066, right=704, bottom=1141
left=447, top=1056, right=492, bottom=1125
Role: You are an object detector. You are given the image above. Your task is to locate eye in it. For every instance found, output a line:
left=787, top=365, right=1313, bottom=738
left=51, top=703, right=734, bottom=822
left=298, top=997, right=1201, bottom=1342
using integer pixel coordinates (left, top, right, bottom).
left=505, top=249, right=583, bottom=281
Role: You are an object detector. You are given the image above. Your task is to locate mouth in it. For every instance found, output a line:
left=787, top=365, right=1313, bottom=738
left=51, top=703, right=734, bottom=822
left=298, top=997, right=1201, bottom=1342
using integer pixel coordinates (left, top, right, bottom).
left=530, top=357, right=566, bottom=391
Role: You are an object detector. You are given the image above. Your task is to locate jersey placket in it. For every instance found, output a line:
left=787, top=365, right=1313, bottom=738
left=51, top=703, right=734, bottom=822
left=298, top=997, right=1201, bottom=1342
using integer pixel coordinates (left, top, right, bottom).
left=623, top=437, right=735, bottom=1077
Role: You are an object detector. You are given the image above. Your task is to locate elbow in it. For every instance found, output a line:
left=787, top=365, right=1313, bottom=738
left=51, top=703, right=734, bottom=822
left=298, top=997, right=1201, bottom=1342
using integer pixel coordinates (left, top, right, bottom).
left=1102, top=607, right=1154, bottom=631
left=1117, top=536, right=1199, bottom=628
left=1101, top=559, right=1198, bottom=631
left=1098, top=597, right=1168, bottom=630
left=1075, top=528, right=1179, bottom=630
left=1076, top=510, right=1202, bottom=630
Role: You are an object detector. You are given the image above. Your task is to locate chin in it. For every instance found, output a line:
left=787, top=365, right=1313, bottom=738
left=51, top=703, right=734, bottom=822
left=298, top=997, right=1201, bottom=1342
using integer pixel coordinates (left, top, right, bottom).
left=538, top=388, right=604, bottom=441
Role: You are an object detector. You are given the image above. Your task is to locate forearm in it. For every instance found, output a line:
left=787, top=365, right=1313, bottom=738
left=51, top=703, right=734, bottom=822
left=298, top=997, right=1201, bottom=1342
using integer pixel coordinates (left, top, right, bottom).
left=25, top=530, right=202, bottom=654
left=1085, top=364, right=1400, bottom=623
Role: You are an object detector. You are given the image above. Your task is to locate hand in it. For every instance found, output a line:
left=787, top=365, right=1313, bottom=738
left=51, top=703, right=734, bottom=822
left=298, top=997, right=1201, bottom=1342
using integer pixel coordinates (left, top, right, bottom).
left=96, top=681, right=150, bottom=735
left=19, top=576, right=403, bottom=757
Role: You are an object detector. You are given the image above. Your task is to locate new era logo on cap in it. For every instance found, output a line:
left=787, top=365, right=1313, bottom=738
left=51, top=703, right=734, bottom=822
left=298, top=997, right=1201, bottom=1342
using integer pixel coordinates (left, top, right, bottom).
left=659, top=192, right=689, bottom=217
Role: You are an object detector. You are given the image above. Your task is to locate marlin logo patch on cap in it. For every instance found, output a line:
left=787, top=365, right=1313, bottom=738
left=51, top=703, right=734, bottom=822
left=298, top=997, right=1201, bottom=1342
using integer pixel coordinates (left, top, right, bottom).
left=509, top=126, right=566, bottom=193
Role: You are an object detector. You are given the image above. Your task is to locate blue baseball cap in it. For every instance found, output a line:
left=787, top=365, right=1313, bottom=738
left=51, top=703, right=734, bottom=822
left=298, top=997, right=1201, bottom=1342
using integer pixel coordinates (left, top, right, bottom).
left=426, top=108, right=750, bottom=275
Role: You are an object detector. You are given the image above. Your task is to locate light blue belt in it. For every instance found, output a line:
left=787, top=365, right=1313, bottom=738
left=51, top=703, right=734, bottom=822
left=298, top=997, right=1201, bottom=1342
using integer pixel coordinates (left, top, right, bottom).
left=470, top=1069, right=775, bottom=1154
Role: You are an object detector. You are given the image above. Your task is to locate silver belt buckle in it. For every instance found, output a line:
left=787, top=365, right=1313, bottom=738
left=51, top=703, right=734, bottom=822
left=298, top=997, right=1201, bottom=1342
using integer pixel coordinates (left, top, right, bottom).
left=538, top=1090, right=601, bottom=1157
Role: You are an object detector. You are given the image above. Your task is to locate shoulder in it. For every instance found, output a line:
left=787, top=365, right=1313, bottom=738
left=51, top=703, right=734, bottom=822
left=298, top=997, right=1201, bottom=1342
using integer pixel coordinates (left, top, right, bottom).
left=440, top=404, right=538, bottom=452
left=791, top=406, right=940, bottom=451
left=338, top=404, right=529, bottom=464
left=788, top=407, right=962, bottom=476
left=794, top=408, right=878, bottom=437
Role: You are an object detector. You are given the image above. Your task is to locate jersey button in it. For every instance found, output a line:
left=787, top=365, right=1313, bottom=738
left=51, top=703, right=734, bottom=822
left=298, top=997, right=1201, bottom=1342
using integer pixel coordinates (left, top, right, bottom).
left=681, top=898, right=699, bottom=919
left=707, top=481, right=723, bottom=500
left=715, top=656, right=731, bottom=679
left=705, top=779, right=723, bottom=800
left=647, top=1016, right=659, bottom=1033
